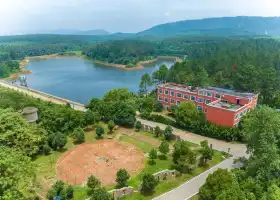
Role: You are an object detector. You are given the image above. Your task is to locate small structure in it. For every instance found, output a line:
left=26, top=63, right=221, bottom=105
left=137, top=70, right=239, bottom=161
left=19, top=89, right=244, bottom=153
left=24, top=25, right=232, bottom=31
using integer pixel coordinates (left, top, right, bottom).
left=21, top=107, right=38, bottom=123
left=111, top=186, right=134, bottom=200
left=153, top=169, right=180, bottom=182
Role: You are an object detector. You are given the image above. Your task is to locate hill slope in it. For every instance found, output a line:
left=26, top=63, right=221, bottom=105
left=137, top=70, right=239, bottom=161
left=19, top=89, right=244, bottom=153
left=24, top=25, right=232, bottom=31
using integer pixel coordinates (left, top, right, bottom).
left=45, top=29, right=110, bottom=35
left=138, top=16, right=280, bottom=36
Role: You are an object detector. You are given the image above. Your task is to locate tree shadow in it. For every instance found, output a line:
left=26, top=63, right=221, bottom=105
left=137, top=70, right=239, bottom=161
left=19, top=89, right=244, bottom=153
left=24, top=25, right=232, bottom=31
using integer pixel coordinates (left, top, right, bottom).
left=158, top=154, right=167, bottom=160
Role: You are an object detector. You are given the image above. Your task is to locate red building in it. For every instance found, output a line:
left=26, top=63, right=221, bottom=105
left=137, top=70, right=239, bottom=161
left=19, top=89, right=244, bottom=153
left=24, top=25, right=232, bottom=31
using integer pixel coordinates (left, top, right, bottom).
left=157, top=83, right=258, bottom=127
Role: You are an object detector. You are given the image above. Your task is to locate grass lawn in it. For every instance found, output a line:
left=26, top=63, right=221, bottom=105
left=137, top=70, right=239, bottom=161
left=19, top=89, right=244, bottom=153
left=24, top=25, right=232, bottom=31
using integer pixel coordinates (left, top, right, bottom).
left=120, top=150, right=225, bottom=200
left=33, top=124, right=226, bottom=200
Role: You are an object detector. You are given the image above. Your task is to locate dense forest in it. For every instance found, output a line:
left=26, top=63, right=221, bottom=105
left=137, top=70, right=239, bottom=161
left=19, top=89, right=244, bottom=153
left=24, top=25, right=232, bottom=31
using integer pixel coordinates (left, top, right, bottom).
left=83, top=40, right=157, bottom=65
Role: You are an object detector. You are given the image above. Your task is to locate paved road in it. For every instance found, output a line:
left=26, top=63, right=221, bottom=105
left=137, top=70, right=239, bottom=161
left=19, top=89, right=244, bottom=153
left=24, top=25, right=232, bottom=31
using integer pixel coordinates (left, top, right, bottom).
left=138, top=119, right=247, bottom=200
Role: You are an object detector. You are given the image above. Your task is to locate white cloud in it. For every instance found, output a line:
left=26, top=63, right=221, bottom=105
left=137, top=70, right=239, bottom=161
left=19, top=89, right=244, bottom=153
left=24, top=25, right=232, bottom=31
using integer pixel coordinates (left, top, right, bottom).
left=0, top=0, right=279, bottom=34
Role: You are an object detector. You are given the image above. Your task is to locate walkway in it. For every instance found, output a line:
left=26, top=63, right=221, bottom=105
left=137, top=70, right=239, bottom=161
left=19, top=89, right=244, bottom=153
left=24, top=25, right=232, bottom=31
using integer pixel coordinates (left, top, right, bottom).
left=138, top=118, right=247, bottom=200
left=0, top=80, right=86, bottom=111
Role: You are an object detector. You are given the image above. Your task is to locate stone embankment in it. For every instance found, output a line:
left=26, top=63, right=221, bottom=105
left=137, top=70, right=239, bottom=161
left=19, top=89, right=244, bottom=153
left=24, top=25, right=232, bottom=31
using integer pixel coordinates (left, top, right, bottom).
left=0, top=80, right=86, bottom=111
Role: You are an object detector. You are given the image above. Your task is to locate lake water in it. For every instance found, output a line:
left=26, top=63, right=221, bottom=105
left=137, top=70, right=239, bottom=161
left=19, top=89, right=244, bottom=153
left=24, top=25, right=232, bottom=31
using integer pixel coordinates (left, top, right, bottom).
left=25, top=57, right=174, bottom=104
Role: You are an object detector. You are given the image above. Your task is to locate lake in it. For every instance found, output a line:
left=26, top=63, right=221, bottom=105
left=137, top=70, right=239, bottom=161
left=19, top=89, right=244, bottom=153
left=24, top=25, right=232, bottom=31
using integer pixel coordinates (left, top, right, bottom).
left=25, top=57, right=174, bottom=104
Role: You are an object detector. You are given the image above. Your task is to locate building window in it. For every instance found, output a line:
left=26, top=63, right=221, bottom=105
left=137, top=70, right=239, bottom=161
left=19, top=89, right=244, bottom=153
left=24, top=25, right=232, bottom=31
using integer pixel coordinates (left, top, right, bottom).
left=198, top=90, right=204, bottom=95
left=164, top=90, right=169, bottom=95
left=191, top=96, right=196, bottom=102
left=159, top=88, right=163, bottom=94
left=158, top=96, right=163, bottom=101
left=215, top=93, right=221, bottom=98
left=176, top=101, right=180, bottom=105
left=170, top=91, right=175, bottom=97
left=198, top=98, right=204, bottom=103
left=207, top=91, right=212, bottom=97
left=171, top=99, right=175, bottom=104
left=177, top=93, right=182, bottom=98
left=204, top=108, right=207, bottom=113
left=197, top=106, right=202, bottom=111
left=205, top=100, right=211, bottom=104
left=184, top=94, right=189, bottom=100
left=164, top=98, right=168, bottom=103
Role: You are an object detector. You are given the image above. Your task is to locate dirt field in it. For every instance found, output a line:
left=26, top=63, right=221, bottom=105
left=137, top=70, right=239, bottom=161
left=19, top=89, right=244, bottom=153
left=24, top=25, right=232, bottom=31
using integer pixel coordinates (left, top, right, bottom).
left=56, top=140, right=145, bottom=186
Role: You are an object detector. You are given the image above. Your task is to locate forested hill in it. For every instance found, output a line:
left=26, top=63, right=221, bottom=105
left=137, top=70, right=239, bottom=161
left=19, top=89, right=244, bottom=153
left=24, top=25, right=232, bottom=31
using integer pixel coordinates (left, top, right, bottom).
left=138, top=16, right=280, bottom=37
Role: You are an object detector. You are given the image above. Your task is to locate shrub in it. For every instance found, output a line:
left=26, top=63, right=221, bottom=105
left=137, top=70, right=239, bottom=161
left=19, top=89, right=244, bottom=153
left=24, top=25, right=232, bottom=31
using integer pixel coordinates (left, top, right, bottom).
left=164, top=125, right=173, bottom=140
left=154, top=102, right=164, bottom=112
left=134, top=121, right=142, bottom=131
left=141, top=173, right=157, bottom=194
left=65, top=185, right=74, bottom=199
left=116, top=169, right=130, bottom=188
left=149, top=148, right=157, bottom=164
left=154, top=126, right=162, bottom=137
left=96, top=127, right=105, bottom=138
left=72, top=127, right=85, bottom=144
left=90, top=188, right=111, bottom=200
left=87, top=175, right=101, bottom=190
left=107, top=120, right=115, bottom=133
left=159, top=141, right=170, bottom=156
left=42, top=144, right=52, bottom=155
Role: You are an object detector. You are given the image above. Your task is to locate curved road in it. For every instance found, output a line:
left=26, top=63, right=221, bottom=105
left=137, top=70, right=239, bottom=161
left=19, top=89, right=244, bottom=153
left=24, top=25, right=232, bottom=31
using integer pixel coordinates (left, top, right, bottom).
left=138, top=119, right=247, bottom=200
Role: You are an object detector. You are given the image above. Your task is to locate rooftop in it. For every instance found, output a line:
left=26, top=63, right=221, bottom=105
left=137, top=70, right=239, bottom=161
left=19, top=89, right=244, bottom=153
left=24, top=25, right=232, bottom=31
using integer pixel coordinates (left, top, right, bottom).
left=159, top=83, right=257, bottom=98
left=208, top=100, right=243, bottom=111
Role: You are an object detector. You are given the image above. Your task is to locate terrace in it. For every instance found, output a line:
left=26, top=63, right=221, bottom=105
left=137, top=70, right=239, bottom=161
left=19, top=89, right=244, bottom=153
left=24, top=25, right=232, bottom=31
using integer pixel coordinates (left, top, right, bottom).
left=208, top=99, right=243, bottom=111
left=159, top=83, right=198, bottom=93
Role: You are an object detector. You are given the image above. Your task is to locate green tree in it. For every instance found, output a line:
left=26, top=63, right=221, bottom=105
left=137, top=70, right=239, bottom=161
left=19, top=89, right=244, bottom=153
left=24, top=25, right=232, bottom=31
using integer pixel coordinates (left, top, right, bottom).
left=159, top=141, right=170, bottom=157
left=242, top=106, right=280, bottom=182
left=48, top=132, right=67, bottom=150
left=139, top=73, right=153, bottom=95
left=164, top=125, right=173, bottom=140
left=154, top=101, right=164, bottom=112
left=175, top=101, right=201, bottom=127
left=152, top=64, right=168, bottom=84
left=0, top=108, right=46, bottom=156
left=262, top=184, right=280, bottom=200
left=0, top=147, right=36, bottom=199
left=72, top=127, right=85, bottom=144
left=154, top=126, right=162, bottom=137
left=107, top=120, right=115, bottom=133
left=89, top=188, right=111, bottom=200
left=141, top=173, right=157, bottom=194
left=65, top=185, right=74, bottom=199
left=96, top=127, right=105, bottom=138
left=134, top=121, right=142, bottom=131
left=149, top=148, right=157, bottom=164
left=199, top=169, right=244, bottom=200
left=87, top=175, right=101, bottom=190
left=199, top=140, right=214, bottom=166
left=116, top=169, right=130, bottom=188
left=84, top=110, right=101, bottom=125
left=172, top=140, right=196, bottom=173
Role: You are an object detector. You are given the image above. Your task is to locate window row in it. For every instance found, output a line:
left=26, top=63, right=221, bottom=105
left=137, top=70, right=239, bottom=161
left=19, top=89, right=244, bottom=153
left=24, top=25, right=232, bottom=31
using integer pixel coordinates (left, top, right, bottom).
left=159, top=88, right=221, bottom=99
left=158, top=96, right=212, bottom=104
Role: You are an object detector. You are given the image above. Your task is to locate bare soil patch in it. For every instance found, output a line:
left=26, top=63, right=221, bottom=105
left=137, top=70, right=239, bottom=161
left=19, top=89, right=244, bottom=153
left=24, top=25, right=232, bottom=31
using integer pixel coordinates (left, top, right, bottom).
left=56, top=140, right=145, bottom=186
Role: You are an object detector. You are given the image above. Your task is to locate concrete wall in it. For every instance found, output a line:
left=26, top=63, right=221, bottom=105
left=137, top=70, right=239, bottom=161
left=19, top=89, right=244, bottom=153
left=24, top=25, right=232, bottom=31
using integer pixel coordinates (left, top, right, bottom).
left=110, top=186, right=134, bottom=200
left=0, top=80, right=86, bottom=111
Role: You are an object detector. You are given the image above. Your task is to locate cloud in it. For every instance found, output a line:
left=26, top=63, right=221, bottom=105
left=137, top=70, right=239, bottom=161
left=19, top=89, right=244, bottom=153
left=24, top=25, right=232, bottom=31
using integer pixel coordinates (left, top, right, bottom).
left=0, top=0, right=279, bottom=35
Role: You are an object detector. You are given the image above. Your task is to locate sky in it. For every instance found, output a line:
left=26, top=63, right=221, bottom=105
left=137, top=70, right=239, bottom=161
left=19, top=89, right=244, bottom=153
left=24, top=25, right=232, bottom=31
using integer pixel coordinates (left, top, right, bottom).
left=0, top=0, right=279, bottom=35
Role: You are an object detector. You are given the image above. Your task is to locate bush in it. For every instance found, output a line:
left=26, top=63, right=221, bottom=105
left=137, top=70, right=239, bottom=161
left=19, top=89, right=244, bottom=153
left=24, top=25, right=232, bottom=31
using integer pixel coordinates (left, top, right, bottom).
left=134, top=121, right=142, bottom=131
left=65, top=185, right=74, bottom=199
left=141, top=173, right=157, bottom=194
left=145, top=114, right=176, bottom=126
left=42, top=144, right=52, bottom=155
left=159, top=141, right=170, bottom=156
left=48, top=132, right=67, bottom=150
left=107, top=120, right=115, bottom=133
left=164, top=125, right=173, bottom=140
left=87, top=175, right=101, bottom=190
left=116, top=169, right=130, bottom=188
left=72, top=127, right=85, bottom=144
left=90, top=188, right=111, bottom=200
left=154, top=126, right=162, bottom=137
left=96, top=127, right=105, bottom=138
left=154, top=102, right=164, bottom=112
left=149, top=148, right=157, bottom=164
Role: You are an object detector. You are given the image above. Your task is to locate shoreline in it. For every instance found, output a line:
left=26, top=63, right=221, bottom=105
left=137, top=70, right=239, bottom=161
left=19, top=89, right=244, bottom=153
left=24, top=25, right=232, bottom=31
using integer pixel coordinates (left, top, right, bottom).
left=9, top=54, right=180, bottom=79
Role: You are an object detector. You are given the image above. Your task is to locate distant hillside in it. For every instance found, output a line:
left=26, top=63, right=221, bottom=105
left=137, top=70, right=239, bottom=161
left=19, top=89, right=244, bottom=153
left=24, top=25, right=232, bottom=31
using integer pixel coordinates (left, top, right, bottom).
left=138, top=16, right=280, bottom=36
left=45, top=29, right=110, bottom=35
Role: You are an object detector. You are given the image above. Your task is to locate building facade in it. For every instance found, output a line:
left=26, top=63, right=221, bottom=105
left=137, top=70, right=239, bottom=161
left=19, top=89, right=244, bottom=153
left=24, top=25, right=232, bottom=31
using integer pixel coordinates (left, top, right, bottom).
left=157, top=83, right=258, bottom=127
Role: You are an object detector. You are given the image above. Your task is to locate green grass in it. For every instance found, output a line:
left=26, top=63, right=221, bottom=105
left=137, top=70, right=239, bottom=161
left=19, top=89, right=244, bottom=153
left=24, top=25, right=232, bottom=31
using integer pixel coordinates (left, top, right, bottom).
left=190, top=195, right=199, bottom=200
left=120, top=151, right=225, bottom=200
left=33, top=124, right=226, bottom=200
left=119, top=135, right=154, bottom=153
